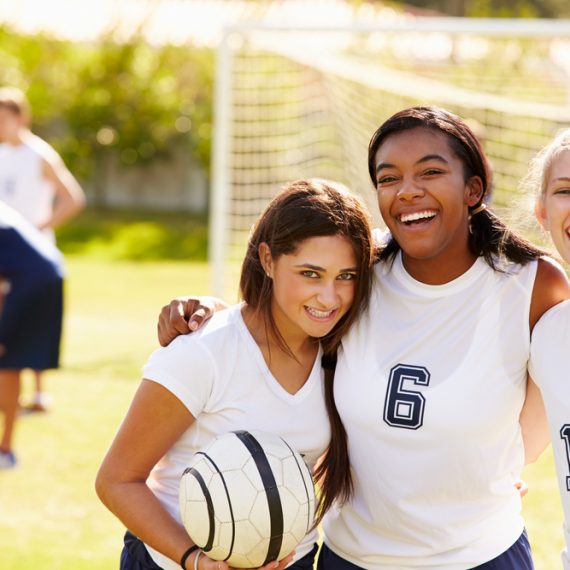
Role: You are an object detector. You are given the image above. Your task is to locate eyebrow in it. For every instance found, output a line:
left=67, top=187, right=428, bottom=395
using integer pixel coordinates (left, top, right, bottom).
left=294, top=263, right=358, bottom=272
left=375, top=154, right=449, bottom=174
left=551, top=176, right=570, bottom=183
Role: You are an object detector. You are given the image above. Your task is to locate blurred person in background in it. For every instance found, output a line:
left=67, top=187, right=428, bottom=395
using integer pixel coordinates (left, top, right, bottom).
left=0, top=86, right=85, bottom=412
left=0, top=201, right=64, bottom=469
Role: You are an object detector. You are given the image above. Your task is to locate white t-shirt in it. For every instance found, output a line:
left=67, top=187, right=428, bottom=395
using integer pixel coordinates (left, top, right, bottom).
left=324, top=253, right=537, bottom=569
left=141, top=304, right=330, bottom=570
left=530, top=299, right=570, bottom=570
left=0, top=134, right=57, bottom=242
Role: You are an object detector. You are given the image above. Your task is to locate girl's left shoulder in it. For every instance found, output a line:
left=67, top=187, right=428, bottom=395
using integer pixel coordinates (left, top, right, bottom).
left=530, top=257, right=570, bottom=330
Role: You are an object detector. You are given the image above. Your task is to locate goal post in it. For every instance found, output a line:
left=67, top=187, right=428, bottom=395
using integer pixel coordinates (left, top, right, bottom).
left=209, top=18, right=570, bottom=299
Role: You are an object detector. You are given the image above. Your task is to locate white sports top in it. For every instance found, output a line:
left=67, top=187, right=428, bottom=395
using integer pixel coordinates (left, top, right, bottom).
left=530, top=299, right=570, bottom=570
left=141, top=304, right=330, bottom=570
left=0, top=134, right=56, bottom=242
left=324, top=252, right=538, bottom=570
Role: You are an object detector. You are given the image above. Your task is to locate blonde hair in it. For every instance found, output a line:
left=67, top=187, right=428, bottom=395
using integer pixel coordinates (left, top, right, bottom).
left=523, top=128, right=570, bottom=203
left=0, top=86, right=31, bottom=126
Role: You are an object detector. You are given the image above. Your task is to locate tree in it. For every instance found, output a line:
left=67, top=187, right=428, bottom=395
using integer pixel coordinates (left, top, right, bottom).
left=394, top=0, right=570, bottom=17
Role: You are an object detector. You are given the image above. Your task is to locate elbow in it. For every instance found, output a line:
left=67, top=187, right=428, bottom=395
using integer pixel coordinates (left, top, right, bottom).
left=74, top=191, right=86, bottom=214
left=94, top=466, right=113, bottom=508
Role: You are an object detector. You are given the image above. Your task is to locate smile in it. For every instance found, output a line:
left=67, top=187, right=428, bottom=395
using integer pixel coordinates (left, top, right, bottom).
left=399, top=210, right=437, bottom=224
left=305, top=306, right=337, bottom=319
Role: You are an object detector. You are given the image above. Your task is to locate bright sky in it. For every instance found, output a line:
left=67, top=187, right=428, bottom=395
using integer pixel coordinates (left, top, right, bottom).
left=0, top=0, right=401, bottom=46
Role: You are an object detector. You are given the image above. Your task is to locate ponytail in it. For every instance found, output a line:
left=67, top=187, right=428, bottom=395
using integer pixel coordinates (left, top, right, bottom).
left=468, top=205, right=548, bottom=268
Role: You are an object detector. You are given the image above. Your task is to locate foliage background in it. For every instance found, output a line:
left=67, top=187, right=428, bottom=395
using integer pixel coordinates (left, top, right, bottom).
left=391, top=0, right=570, bottom=17
left=0, top=25, right=214, bottom=205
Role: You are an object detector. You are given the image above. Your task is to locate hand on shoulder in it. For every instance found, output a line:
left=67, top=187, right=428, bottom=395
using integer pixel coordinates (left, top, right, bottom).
left=157, top=296, right=228, bottom=346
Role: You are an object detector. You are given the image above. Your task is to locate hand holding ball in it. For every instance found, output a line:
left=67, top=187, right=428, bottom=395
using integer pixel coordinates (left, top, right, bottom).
left=179, top=430, right=316, bottom=568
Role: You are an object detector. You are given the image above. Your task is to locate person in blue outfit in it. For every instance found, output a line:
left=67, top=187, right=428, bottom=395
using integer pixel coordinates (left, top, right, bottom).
left=0, top=201, right=64, bottom=468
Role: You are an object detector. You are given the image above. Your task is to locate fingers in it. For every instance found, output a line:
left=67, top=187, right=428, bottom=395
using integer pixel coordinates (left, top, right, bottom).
left=224, top=550, right=295, bottom=570
left=274, top=551, right=295, bottom=570
left=203, top=556, right=229, bottom=570
left=157, top=297, right=216, bottom=346
left=157, top=297, right=194, bottom=346
left=254, top=551, right=295, bottom=570
left=187, top=296, right=216, bottom=331
left=514, top=479, right=529, bottom=498
left=188, top=306, right=208, bottom=331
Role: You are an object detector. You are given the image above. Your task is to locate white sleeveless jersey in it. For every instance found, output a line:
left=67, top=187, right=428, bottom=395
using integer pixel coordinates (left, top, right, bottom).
left=324, top=253, right=538, bottom=570
left=0, top=134, right=56, bottom=242
left=530, top=299, right=570, bottom=570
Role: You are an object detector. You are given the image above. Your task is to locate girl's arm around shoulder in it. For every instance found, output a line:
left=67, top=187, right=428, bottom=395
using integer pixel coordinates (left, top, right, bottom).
left=530, top=257, right=570, bottom=332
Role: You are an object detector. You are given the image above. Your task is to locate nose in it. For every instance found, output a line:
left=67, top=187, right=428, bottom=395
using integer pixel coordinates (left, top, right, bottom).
left=316, top=280, right=339, bottom=308
left=397, top=177, right=424, bottom=201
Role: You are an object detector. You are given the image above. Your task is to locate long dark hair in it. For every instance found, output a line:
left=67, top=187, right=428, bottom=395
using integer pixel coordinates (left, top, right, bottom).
left=240, top=179, right=376, bottom=521
left=368, top=106, right=547, bottom=268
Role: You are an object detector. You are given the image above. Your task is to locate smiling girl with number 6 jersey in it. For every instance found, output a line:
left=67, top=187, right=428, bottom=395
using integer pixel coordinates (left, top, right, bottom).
left=313, top=105, right=570, bottom=570
left=526, top=129, right=570, bottom=569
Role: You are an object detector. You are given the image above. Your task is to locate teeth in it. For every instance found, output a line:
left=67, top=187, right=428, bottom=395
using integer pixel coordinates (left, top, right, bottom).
left=306, top=307, right=334, bottom=318
left=400, top=210, right=437, bottom=223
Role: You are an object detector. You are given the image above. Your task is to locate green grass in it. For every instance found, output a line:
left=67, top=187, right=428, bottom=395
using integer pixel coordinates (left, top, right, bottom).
left=0, top=256, right=212, bottom=569
left=0, top=253, right=565, bottom=569
left=55, top=208, right=209, bottom=261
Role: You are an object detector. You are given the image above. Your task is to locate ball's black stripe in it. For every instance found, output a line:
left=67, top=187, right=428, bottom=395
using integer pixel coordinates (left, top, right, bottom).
left=185, top=466, right=216, bottom=551
left=280, top=438, right=313, bottom=534
left=234, top=431, right=284, bottom=565
left=195, top=451, right=236, bottom=560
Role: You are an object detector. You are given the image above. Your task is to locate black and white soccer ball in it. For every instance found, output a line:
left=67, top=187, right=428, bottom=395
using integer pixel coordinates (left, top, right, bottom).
left=179, top=430, right=316, bottom=568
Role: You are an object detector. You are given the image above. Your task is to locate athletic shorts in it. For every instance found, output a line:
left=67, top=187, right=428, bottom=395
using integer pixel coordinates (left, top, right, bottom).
left=317, top=530, right=534, bottom=570
left=0, top=276, right=63, bottom=370
left=120, top=530, right=319, bottom=570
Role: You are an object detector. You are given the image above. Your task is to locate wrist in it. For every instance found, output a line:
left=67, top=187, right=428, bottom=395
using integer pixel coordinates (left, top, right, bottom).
left=180, top=545, right=199, bottom=570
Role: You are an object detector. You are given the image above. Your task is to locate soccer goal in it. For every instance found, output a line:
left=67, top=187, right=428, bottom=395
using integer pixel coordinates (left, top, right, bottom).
left=209, top=18, right=570, bottom=298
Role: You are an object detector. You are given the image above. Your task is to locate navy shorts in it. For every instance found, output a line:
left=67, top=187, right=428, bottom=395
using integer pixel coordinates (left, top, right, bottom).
left=0, top=276, right=63, bottom=370
left=317, top=530, right=534, bottom=570
left=120, top=530, right=319, bottom=570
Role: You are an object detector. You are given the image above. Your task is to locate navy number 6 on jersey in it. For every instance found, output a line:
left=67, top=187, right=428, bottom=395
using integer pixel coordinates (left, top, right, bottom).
left=383, top=364, right=431, bottom=430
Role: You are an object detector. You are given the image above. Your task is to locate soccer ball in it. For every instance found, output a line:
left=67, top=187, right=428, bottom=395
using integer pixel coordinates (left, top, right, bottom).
left=179, top=430, right=316, bottom=568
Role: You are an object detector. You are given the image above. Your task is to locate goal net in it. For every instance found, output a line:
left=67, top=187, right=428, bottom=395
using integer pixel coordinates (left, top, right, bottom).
left=210, top=19, right=570, bottom=298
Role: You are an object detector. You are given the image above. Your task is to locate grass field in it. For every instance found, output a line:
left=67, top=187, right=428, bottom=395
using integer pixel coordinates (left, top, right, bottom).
left=0, top=253, right=565, bottom=569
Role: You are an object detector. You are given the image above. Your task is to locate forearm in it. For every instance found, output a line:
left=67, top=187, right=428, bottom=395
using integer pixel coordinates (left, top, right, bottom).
left=41, top=157, right=86, bottom=230
left=42, top=190, right=85, bottom=230
left=96, top=478, right=194, bottom=566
